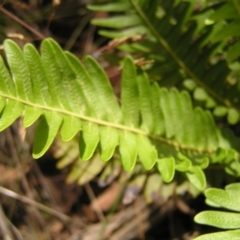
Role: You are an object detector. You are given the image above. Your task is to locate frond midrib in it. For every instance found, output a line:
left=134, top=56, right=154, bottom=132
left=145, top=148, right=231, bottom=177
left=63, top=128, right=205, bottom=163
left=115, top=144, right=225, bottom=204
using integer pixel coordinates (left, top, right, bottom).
left=1, top=92, right=215, bottom=154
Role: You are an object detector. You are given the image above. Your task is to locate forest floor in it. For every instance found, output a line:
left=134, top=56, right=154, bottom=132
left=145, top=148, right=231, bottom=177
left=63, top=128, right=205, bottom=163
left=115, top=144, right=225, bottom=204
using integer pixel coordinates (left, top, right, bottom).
left=0, top=134, right=215, bottom=240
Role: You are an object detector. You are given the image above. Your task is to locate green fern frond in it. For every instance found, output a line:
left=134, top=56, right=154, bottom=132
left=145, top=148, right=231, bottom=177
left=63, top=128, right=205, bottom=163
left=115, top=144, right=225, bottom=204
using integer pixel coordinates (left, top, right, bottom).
left=194, top=0, right=240, bottom=61
left=89, top=0, right=240, bottom=125
left=0, top=38, right=239, bottom=191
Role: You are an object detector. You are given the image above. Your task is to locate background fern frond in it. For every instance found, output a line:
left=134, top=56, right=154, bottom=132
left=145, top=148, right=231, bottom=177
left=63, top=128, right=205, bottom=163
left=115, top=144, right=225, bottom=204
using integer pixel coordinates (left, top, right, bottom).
left=89, top=0, right=240, bottom=125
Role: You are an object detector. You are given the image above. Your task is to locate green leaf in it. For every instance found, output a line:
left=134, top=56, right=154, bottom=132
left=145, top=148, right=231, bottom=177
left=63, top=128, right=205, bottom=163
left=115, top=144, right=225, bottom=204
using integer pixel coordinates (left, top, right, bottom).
left=205, top=97, right=216, bottom=109
left=0, top=56, right=16, bottom=96
left=137, top=135, right=157, bottom=170
left=175, top=153, right=192, bottom=172
left=33, top=112, right=62, bottom=158
left=222, top=149, right=236, bottom=164
left=99, top=126, right=118, bottom=161
left=150, top=83, right=164, bottom=135
left=23, top=43, right=52, bottom=106
left=227, top=108, right=239, bottom=125
left=91, top=14, right=142, bottom=29
left=137, top=70, right=154, bottom=132
left=4, top=40, right=33, bottom=102
left=41, top=39, right=70, bottom=109
left=98, top=25, right=148, bottom=39
left=183, top=79, right=196, bottom=91
left=0, top=100, right=23, bottom=131
left=225, top=183, right=240, bottom=192
left=205, top=199, right=221, bottom=208
left=0, top=98, right=5, bottom=116
left=194, top=211, right=240, bottom=229
left=23, top=106, right=42, bottom=128
left=168, top=88, right=185, bottom=143
left=119, top=131, right=138, bottom=171
left=210, top=2, right=237, bottom=22
left=224, top=156, right=240, bottom=176
left=193, top=157, right=209, bottom=169
left=193, top=87, right=208, bottom=101
left=84, top=56, right=122, bottom=123
left=79, top=122, right=99, bottom=161
left=178, top=91, right=195, bottom=147
left=213, top=106, right=228, bottom=117
left=212, top=20, right=240, bottom=42
left=49, top=40, right=83, bottom=112
left=159, top=89, right=175, bottom=138
left=210, top=148, right=228, bottom=164
left=121, top=57, right=139, bottom=127
left=65, top=53, right=93, bottom=115
left=185, top=166, right=206, bottom=191
left=227, top=41, right=240, bottom=62
left=202, top=111, right=219, bottom=150
left=157, top=157, right=175, bottom=183
left=60, top=116, right=82, bottom=142
left=205, top=188, right=240, bottom=212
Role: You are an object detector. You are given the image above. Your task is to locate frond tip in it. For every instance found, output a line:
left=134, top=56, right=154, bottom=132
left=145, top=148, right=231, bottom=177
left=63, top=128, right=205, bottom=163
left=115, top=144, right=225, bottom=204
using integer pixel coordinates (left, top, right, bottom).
left=0, top=38, right=239, bottom=190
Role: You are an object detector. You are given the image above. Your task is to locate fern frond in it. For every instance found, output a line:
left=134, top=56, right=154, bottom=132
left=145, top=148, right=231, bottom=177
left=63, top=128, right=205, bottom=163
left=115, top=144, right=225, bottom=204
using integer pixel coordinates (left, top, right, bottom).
left=89, top=0, right=240, bottom=125
left=0, top=38, right=239, bottom=191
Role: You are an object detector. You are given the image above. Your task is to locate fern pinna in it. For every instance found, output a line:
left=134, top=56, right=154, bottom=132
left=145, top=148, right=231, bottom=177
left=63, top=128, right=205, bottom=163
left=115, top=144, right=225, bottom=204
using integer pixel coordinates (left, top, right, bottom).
left=0, top=38, right=239, bottom=191
left=194, top=183, right=240, bottom=240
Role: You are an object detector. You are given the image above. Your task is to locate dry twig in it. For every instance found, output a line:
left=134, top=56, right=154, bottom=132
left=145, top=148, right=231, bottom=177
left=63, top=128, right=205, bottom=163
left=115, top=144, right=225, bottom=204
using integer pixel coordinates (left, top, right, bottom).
left=0, top=186, right=70, bottom=223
